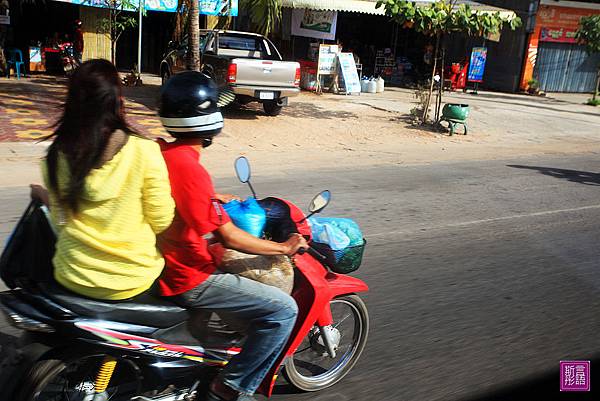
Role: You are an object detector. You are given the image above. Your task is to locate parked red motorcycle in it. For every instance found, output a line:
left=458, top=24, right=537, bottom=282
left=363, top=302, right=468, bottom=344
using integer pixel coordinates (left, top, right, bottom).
left=58, top=42, right=79, bottom=76
left=0, top=157, right=369, bottom=400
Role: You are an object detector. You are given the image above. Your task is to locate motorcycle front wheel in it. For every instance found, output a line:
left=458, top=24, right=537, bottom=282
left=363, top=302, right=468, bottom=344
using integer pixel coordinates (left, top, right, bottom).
left=283, top=294, right=369, bottom=391
left=15, top=353, right=141, bottom=401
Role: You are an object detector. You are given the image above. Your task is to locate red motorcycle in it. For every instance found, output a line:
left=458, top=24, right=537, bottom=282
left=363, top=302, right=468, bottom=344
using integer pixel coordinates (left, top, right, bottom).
left=58, top=42, right=79, bottom=76
left=0, top=157, right=369, bottom=400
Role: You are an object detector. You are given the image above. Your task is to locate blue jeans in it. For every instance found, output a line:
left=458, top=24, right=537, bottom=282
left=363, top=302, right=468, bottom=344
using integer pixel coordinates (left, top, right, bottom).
left=174, top=271, right=298, bottom=395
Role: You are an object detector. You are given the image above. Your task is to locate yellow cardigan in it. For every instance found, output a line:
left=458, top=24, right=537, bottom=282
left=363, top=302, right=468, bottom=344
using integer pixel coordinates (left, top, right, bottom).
left=43, top=136, right=175, bottom=300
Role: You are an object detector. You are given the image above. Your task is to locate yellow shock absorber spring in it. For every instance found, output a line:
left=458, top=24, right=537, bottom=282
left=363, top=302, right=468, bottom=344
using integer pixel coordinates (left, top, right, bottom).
left=94, top=356, right=118, bottom=393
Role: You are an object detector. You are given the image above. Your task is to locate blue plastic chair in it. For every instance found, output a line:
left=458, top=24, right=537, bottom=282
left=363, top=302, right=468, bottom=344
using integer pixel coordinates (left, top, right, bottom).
left=6, top=48, right=26, bottom=79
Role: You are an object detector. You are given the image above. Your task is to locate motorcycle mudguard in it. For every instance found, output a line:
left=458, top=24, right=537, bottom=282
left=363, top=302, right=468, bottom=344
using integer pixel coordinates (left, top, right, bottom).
left=257, top=253, right=368, bottom=396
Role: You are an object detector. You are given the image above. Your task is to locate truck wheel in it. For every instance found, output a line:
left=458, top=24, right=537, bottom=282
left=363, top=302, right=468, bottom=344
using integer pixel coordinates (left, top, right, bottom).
left=263, top=101, right=282, bottom=116
left=161, top=69, right=170, bottom=86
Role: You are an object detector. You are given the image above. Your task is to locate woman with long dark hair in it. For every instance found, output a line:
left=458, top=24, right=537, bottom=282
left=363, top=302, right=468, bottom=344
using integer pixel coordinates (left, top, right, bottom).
left=41, top=59, right=174, bottom=300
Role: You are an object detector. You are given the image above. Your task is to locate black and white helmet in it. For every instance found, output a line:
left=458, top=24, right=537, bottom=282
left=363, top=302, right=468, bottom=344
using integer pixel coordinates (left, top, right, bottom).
left=159, top=71, right=224, bottom=143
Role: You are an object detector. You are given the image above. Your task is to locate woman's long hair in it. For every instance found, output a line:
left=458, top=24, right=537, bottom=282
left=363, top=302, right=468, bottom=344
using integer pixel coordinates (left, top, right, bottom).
left=46, top=59, right=134, bottom=213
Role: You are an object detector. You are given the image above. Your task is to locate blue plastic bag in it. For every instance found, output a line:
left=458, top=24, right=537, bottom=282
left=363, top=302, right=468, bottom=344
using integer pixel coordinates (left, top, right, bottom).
left=223, top=198, right=267, bottom=238
left=308, top=217, right=350, bottom=251
left=311, top=217, right=363, bottom=247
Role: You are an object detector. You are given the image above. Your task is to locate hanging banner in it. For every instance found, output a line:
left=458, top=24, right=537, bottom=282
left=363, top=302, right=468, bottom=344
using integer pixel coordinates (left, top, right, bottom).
left=338, top=53, right=361, bottom=94
left=200, top=0, right=239, bottom=16
left=317, top=44, right=338, bottom=75
left=52, top=0, right=178, bottom=13
left=291, top=9, right=337, bottom=40
left=467, top=47, right=487, bottom=83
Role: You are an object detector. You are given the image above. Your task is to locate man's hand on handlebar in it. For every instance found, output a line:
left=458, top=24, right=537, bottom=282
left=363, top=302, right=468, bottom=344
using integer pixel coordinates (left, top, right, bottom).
left=282, top=234, right=308, bottom=256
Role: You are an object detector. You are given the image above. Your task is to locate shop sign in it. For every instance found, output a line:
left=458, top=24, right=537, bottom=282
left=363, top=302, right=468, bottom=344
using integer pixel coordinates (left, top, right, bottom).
left=540, top=27, right=578, bottom=43
left=200, top=0, right=238, bottom=16
left=52, top=0, right=178, bottom=13
left=536, top=4, right=600, bottom=44
left=318, top=44, right=338, bottom=75
left=29, top=47, right=42, bottom=63
left=0, top=15, right=9, bottom=25
left=338, top=52, right=361, bottom=94
left=467, top=47, right=487, bottom=83
left=291, top=9, right=337, bottom=40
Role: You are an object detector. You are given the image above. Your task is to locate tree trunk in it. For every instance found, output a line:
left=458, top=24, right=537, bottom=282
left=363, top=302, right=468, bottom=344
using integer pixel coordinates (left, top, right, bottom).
left=422, top=33, right=440, bottom=124
left=110, top=9, right=116, bottom=64
left=187, top=0, right=200, bottom=71
left=435, top=44, right=446, bottom=123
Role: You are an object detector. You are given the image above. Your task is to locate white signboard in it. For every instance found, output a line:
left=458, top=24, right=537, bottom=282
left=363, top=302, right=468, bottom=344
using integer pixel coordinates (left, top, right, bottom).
left=0, top=15, right=10, bottom=25
left=291, top=9, right=337, bottom=40
left=338, top=53, right=361, bottom=94
left=318, top=44, right=338, bottom=75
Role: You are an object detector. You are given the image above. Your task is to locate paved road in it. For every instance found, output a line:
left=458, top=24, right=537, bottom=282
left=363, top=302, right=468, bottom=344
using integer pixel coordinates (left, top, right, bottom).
left=2, top=154, right=600, bottom=400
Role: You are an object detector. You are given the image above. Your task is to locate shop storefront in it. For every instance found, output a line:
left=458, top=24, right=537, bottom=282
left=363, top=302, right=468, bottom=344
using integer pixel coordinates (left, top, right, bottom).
left=521, top=0, right=600, bottom=93
left=2, top=0, right=238, bottom=75
left=279, top=0, right=516, bottom=92
left=4, top=0, right=178, bottom=73
left=279, top=0, right=425, bottom=91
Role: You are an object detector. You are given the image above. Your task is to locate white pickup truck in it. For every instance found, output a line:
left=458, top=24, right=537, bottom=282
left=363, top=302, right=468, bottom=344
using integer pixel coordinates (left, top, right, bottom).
left=160, top=30, right=301, bottom=116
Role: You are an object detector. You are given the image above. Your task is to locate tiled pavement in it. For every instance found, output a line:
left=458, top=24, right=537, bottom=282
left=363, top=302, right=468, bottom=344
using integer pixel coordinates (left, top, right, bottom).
left=0, top=75, right=166, bottom=142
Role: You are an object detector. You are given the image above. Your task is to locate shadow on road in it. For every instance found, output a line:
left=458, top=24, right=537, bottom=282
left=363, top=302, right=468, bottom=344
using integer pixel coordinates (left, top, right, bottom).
left=223, top=101, right=359, bottom=121
left=458, top=354, right=600, bottom=401
left=122, top=82, right=161, bottom=111
left=507, top=165, right=600, bottom=186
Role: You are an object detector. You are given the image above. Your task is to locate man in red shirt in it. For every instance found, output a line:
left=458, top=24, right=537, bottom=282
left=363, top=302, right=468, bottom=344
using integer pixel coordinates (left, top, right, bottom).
left=158, top=72, right=306, bottom=401
left=73, top=19, right=84, bottom=65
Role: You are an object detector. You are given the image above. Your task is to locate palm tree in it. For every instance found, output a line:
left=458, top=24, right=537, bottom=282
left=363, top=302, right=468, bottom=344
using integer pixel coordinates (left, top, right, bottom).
left=187, top=0, right=200, bottom=71
left=242, top=0, right=282, bottom=37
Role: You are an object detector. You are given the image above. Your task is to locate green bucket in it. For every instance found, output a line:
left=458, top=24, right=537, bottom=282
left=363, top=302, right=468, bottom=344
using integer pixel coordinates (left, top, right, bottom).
left=442, top=103, right=470, bottom=122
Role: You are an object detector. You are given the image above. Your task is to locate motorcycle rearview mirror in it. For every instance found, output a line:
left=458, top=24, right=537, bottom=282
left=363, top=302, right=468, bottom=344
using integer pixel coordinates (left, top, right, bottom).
left=309, top=190, right=331, bottom=214
left=234, top=156, right=257, bottom=198
left=300, top=190, right=331, bottom=223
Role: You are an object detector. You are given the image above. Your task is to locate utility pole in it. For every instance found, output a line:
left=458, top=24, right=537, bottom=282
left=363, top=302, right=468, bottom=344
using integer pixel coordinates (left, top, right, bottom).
left=137, top=0, right=144, bottom=74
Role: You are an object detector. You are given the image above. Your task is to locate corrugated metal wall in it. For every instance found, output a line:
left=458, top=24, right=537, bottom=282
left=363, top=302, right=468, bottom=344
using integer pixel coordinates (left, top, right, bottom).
left=535, top=42, right=600, bottom=93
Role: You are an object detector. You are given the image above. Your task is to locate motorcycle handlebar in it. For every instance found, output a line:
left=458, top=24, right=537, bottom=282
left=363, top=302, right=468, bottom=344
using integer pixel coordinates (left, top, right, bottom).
left=297, top=246, right=328, bottom=263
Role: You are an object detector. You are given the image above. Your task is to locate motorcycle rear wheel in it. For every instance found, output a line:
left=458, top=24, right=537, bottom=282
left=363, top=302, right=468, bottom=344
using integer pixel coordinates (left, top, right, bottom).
left=283, top=294, right=369, bottom=391
left=15, top=353, right=140, bottom=401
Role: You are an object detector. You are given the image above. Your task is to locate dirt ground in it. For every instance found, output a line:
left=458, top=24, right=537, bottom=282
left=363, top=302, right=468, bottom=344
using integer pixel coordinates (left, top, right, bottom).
left=1, top=74, right=599, bottom=187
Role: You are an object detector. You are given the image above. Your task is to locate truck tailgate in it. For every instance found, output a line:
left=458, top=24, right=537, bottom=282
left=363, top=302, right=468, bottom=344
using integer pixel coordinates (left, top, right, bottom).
left=232, top=58, right=299, bottom=88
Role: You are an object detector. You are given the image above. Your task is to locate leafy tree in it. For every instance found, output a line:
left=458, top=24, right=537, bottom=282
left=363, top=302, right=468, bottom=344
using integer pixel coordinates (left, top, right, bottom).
left=376, top=0, right=521, bottom=124
left=95, top=0, right=142, bottom=65
left=576, top=14, right=600, bottom=103
left=241, top=0, right=281, bottom=37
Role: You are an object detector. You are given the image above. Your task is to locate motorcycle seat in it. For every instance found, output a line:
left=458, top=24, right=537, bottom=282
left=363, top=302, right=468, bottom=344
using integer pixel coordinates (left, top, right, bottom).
left=38, top=282, right=189, bottom=329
